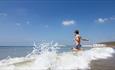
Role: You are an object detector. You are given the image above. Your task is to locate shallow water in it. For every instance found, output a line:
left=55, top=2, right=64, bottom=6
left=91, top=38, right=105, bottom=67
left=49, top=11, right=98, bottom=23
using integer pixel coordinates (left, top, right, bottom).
left=0, top=46, right=33, bottom=59
left=0, top=42, right=114, bottom=70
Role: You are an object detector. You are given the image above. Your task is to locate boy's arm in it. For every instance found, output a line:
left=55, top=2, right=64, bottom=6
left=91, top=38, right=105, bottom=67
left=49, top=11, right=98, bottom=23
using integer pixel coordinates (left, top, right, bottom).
left=81, top=37, right=89, bottom=41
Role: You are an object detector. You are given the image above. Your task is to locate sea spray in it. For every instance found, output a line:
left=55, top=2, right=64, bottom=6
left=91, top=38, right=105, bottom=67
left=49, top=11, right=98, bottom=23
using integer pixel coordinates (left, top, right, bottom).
left=26, top=41, right=60, bottom=57
left=29, top=41, right=60, bottom=70
left=0, top=41, right=114, bottom=70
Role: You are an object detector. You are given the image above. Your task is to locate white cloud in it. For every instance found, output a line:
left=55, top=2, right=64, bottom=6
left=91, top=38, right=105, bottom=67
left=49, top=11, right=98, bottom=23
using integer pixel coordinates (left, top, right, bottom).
left=16, top=23, right=21, bottom=26
left=110, top=17, right=115, bottom=20
left=62, top=20, right=75, bottom=26
left=96, top=18, right=108, bottom=23
left=96, top=16, right=115, bottom=23
left=0, top=13, right=7, bottom=16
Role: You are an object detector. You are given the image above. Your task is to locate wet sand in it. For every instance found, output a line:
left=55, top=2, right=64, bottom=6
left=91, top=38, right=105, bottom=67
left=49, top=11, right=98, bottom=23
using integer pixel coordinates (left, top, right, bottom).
left=91, top=53, right=115, bottom=70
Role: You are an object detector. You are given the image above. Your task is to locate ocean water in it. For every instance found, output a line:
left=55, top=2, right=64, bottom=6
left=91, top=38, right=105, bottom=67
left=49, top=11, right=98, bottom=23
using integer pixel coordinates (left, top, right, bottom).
left=0, top=46, right=33, bottom=60
left=0, top=42, right=115, bottom=70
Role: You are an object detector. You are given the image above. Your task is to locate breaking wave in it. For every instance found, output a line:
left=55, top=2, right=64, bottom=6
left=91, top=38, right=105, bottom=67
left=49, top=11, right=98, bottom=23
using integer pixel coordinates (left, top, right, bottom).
left=0, top=41, right=114, bottom=70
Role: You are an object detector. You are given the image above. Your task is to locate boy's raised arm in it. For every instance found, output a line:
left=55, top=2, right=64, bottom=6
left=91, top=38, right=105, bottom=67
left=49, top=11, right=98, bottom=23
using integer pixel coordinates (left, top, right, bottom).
left=81, top=37, right=89, bottom=41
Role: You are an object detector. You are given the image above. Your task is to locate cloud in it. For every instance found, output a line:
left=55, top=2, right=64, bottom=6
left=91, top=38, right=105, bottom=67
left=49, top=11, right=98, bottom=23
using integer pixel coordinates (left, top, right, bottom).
left=62, top=20, right=75, bottom=26
left=16, top=23, right=21, bottom=26
left=110, top=17, right=115, bottom=20
left=96, top=18, right=108, bottom=23
left=96, top=16, right=115, bottom=23
left=0, top=13, right=7, bottom=16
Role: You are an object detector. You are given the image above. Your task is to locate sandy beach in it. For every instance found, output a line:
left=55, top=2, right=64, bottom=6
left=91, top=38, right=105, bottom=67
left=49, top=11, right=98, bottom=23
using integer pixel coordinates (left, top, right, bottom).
left=91, top=52, right=115, bottom=70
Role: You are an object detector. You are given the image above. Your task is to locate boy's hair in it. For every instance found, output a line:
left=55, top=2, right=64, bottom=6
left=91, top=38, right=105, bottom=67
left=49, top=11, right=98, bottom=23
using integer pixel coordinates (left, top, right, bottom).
left=74, top=30, right=79, bottom=34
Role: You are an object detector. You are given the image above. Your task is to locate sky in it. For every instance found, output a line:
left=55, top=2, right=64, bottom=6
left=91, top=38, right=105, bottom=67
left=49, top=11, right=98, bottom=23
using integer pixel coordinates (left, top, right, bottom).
left=0, top=0, right=115, bottom=45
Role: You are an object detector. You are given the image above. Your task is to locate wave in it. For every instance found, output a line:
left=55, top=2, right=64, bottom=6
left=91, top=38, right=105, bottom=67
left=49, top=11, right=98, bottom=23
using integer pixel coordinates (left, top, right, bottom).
left=0, top=41, right=114, bottom=70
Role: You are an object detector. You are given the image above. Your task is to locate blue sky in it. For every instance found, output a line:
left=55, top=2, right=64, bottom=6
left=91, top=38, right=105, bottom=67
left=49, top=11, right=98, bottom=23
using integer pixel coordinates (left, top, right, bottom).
left=0, top=0, right=115, bottom=45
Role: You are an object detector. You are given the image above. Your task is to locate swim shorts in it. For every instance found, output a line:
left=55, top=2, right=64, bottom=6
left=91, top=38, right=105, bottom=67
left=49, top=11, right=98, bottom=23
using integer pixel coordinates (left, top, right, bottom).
left=75, top=44, right=81, bottom=49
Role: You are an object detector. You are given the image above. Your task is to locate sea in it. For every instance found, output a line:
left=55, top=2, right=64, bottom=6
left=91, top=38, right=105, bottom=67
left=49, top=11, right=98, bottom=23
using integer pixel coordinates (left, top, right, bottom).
left=0, top=41, right=115, bottom=70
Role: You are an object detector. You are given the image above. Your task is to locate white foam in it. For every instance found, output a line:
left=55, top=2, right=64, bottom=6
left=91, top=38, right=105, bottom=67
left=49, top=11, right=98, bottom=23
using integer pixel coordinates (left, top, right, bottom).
left=0, top=42, right=114, bottom=70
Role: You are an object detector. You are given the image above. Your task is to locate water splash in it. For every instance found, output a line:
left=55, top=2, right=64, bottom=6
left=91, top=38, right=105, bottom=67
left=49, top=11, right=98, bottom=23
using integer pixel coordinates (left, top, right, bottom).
left=26, top=41, right=60, bottom=57
left=0, top=41, right=114, bottom=70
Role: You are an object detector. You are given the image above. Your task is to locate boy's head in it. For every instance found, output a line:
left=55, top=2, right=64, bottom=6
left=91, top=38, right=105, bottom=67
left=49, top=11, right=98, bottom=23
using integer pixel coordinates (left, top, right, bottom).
left=74, top=30, right=79, bottom=34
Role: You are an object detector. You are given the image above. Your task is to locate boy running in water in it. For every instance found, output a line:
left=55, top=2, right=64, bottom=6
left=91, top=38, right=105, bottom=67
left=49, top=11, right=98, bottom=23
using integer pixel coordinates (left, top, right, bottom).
left=73, top=30, right=88, bottom=51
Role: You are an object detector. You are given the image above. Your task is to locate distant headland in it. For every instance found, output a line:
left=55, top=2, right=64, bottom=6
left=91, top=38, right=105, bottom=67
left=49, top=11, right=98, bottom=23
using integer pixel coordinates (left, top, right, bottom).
left=99, top=41, right=115, bottom=47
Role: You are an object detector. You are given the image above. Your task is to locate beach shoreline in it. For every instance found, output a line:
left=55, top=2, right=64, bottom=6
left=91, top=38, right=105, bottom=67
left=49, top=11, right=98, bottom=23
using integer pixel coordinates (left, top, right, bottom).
left=91, top=53, right=115, bottom=70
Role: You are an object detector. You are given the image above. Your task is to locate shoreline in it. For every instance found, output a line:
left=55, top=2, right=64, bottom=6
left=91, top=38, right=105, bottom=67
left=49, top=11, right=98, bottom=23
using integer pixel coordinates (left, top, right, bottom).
left=98, top=41, right=115, bottom=48
left=91, top=53, right=115, bottom=70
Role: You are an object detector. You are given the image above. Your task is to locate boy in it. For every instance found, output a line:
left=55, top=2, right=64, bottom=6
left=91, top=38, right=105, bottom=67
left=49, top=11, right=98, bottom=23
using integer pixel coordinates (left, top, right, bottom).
left=73, top=30, right=88, bottom=51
